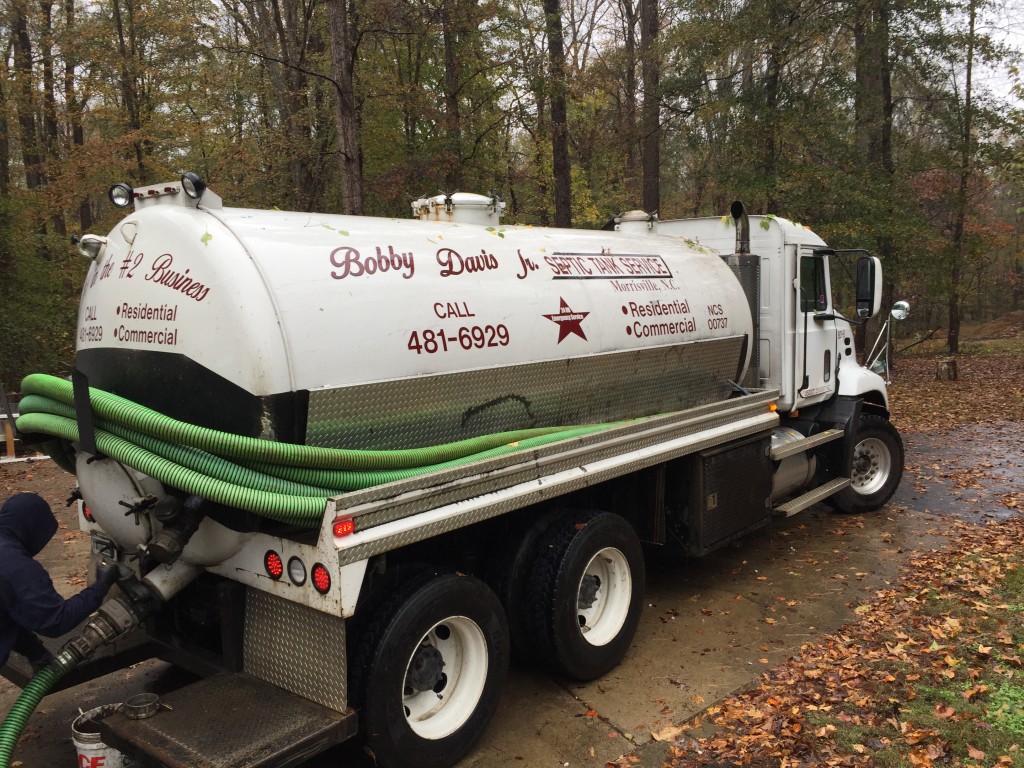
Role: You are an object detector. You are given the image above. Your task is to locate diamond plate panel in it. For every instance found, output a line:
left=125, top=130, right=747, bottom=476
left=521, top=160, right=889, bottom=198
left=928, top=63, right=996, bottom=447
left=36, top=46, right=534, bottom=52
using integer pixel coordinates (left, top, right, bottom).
left=306, top=337, right=745, bottom=449
left=244, top=589, right=347, bottom=711
left=99, top=674, right=354, bottom=768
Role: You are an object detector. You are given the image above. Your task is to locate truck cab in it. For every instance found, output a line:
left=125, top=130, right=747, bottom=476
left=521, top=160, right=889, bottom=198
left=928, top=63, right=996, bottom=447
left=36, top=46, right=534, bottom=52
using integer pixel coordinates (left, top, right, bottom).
left=656, top=211, right=889, bottom=416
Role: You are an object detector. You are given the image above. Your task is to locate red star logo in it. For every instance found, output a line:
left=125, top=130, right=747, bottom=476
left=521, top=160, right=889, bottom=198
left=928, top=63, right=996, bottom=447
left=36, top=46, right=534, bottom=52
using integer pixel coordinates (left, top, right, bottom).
left=544, top=298, right=589, bottom=343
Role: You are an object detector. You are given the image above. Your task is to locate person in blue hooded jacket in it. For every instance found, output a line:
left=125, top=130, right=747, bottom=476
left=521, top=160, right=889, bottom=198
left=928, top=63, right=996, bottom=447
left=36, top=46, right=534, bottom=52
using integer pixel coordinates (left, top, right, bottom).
left=0, top=492, right=119, bottom=669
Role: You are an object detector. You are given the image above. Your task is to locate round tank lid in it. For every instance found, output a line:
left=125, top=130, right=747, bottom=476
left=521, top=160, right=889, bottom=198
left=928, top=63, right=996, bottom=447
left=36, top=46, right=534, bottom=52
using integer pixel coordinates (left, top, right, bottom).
left=618, top=209, right=654, bottom=222
left=410, top=192, right=506, bottom=221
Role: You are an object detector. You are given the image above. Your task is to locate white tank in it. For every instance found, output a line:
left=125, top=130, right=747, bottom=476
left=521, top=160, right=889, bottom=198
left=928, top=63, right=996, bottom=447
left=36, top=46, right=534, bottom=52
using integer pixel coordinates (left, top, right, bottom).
left=75, top=182, right=753, bottom=449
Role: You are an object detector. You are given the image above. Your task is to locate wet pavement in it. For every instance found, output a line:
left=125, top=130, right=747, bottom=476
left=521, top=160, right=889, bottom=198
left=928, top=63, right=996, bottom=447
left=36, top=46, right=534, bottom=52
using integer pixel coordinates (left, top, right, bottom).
left=1, top=420, right=1021, bottom=768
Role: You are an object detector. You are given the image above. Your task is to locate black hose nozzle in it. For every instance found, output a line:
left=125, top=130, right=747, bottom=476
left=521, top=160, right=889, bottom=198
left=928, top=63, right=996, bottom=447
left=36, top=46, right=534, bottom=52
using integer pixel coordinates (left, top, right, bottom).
left=60, top=590, right=151, bottom=661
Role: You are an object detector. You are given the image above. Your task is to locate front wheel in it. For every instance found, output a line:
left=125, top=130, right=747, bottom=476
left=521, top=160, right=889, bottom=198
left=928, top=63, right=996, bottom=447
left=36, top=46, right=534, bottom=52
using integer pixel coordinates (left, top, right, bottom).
left=351, top=572, right=509, bottom=768
left=832, top=414, right=904, bottom=514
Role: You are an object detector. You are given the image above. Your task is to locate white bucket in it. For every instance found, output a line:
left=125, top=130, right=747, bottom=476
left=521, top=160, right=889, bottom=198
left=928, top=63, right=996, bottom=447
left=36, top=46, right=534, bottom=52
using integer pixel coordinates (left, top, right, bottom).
left=71, top=704, right=128, bottom=768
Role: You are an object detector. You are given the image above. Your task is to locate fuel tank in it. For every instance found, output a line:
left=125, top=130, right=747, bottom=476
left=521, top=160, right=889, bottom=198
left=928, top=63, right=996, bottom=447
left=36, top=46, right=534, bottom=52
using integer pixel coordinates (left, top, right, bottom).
left=75, top=183, right=753, bottom=450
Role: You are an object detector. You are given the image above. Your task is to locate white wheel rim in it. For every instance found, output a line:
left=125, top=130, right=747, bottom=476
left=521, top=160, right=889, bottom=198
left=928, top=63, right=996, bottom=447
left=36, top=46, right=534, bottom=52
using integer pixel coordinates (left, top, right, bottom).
left=402, top=616, right=488, bottom=739
left=576, top=546, right=632, bottom=647
left=850, top=437, right=892, bottom=495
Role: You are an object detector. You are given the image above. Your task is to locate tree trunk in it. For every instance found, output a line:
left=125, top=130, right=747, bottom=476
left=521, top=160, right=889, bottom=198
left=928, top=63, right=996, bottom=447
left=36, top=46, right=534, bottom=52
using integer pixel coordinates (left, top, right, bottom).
left=40, top=0, right=66, bottom=237
left=763, top=43, right=780, bottom=213
left=620, top=0, right=638, bottom=191
left=543, top=0, right=572, bottom=228
left=441, top=0, right=464, bottom=190
left=326, top=0, right=364, bottom=215
left=854, top=0, right=894, bottom=352
left=64, top=0, right=92, bottom=229
left=639, top=0, right=659, bottom=214
left=111, top=0, right=147, bottom=181
left=13, top=0, right=42, bottom=191
left=534, top=92, right=550, bottom=227
left=948, top=0, right=976, bottom=355
left=0, top=57, right=10, bottom=197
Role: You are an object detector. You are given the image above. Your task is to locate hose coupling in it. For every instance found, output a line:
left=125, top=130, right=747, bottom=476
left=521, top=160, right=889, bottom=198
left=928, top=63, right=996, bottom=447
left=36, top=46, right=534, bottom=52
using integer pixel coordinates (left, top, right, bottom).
left=54, top=647, right=82, bottom=670
left=148, top=495, right=205, bottom=565
left=61, top=596, right=143, bottom=660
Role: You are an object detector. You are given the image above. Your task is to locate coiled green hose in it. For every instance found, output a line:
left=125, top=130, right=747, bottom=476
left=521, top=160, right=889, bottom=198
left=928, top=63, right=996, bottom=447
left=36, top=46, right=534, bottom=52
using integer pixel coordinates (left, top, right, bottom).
left=0, top=650, right=79, bottom=767
left=17, top=374, right=621, bottom=526
left=20, top=374, right=598, bottom=470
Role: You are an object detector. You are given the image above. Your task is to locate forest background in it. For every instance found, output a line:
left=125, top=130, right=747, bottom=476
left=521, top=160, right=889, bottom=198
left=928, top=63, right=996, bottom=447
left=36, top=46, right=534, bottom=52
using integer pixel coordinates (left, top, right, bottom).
left=1, top=0, right=1023, bottom=383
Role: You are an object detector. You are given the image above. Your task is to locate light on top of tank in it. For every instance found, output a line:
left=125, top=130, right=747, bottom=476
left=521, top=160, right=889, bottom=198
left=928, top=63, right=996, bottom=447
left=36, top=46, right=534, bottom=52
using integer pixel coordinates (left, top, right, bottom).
left=108, top=182, right=134, bottom=208
left=181, top=172, right=207, bottom=201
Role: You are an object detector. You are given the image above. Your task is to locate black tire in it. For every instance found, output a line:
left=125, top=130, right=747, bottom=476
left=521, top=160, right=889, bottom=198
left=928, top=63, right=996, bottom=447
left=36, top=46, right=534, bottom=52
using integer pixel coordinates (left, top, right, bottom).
left=526, top=510, right=645, bottom=681
left=484, top=508, right=562, bottom=660
left=349, top=571, right=509, bottom=768
left=832, top=414, right=904, bottom=514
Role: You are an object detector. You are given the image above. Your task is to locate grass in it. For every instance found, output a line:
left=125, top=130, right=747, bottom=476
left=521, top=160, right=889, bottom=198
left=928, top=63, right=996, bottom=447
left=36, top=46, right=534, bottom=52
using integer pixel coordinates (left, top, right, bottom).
left=811, top=537, right=1024, bottom=767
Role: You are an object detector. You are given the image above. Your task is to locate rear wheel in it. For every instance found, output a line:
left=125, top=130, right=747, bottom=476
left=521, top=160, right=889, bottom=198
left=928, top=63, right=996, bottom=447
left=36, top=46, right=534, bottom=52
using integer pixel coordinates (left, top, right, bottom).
left=833, top=414, right=904, bottom=513
left=485, top=509, right=561, bottom=659
left=526, top=510, right=644, bottom=681
left=350, top=571, right=509, bottom=768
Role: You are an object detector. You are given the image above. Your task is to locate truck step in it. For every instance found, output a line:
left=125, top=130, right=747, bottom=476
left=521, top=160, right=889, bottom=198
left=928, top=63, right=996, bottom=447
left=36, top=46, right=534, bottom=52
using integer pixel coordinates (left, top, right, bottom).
left=99, top=673, right=357, bottom=768
left=770, top=428, right=844, bottom=461
left=774, top=477, right=851, bottom=517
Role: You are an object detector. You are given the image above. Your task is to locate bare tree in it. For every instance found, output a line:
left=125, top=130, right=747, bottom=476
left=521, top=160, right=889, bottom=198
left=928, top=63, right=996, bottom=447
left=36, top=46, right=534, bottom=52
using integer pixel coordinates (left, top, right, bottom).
left=544, top=0, right=572, bottom=227
left=640, top=0, right=659, bottom=213
left=327, top=0, right=364, bottom=214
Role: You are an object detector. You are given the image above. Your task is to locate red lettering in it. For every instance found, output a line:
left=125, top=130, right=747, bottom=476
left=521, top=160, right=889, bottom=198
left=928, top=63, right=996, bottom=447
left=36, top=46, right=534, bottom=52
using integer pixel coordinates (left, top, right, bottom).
left=330, top=245, right=415, bottom=280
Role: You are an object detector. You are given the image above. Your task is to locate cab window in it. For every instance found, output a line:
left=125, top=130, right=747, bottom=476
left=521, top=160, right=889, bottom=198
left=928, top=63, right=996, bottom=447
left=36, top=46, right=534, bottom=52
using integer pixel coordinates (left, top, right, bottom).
left=800, top=255, right=827, bottom=312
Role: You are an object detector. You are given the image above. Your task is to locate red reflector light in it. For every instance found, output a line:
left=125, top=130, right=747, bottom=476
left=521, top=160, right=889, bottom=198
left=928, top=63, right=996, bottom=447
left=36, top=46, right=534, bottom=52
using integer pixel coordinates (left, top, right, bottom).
left=82, top=504, right=95, bottom=523
left=333, top=517, right=355, bottom=537
left=311, top=563, right=331, bottom=594
left=264, top=551, right=284, bottom=579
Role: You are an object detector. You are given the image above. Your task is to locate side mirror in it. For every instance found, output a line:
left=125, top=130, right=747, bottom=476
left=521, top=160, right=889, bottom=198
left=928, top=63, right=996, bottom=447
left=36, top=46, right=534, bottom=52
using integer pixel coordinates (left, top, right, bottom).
left=855, top=256, right=883, bottom=319
left=890, top=300, right=910, bottom=320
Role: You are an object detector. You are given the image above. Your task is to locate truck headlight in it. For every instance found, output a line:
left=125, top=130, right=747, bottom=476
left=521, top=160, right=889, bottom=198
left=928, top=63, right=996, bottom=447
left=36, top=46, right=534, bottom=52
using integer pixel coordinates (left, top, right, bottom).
left=108, top=183, right=134, bottom=208
left=181, top=172, right=206, bottom=201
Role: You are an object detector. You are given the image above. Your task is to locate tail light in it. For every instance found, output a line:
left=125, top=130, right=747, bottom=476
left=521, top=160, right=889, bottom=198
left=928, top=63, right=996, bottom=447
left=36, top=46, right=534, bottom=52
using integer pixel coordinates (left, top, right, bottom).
left=264, top=550, right=284, bottom=579
left=311, top=563, right=331, bottom=594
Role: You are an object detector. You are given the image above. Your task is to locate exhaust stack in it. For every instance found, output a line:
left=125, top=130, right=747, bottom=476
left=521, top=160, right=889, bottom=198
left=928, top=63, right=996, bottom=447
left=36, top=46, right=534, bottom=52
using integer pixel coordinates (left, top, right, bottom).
left=731, top=200, right=750, bottom=255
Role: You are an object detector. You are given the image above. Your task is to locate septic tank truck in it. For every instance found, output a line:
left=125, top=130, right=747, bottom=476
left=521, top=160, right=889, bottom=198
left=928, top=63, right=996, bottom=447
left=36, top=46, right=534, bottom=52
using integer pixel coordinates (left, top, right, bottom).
left=9, top=175, right=904, bottom=768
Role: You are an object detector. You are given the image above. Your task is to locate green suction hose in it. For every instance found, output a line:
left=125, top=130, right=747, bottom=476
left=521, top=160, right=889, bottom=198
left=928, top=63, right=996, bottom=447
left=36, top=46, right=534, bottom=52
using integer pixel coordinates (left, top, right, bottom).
left=20, top=374, right=595, bottom=470
left=16, top=374, right=627, bottom=526
left=0, top=650, right=79, bottom=767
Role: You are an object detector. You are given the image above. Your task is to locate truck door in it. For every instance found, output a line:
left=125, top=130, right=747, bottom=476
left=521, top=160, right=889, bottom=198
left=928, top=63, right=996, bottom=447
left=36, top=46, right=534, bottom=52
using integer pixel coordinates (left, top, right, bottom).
left=795, top=248, right=837, bottom=404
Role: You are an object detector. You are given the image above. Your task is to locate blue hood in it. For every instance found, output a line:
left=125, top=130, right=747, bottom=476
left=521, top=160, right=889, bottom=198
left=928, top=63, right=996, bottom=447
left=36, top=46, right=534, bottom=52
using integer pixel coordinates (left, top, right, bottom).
left=0, top=493, right=59, bottom=556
